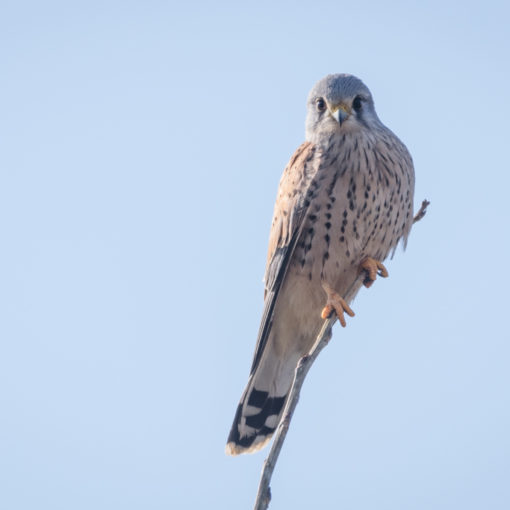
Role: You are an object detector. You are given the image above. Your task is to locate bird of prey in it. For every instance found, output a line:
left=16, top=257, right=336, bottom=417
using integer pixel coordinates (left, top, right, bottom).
left=226, top=74, right=415, bottom=456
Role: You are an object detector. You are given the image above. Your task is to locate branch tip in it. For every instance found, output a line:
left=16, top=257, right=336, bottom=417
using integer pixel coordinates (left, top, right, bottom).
left=413, top=199, right=430, bottom=224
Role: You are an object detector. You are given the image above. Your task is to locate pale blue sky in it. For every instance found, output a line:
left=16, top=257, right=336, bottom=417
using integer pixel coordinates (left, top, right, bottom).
left=1, top=1, right=509, bottom=509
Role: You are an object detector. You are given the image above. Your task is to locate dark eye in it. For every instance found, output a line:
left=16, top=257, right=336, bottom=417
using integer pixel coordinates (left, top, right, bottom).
left=352, top=96, right=363, bottom=111
left=316, top=97, right=326, bottom=112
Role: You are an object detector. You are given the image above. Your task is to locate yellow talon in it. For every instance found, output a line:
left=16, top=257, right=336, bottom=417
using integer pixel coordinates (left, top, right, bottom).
left=359, top=257, right=388, bottom=288
left=320, top=293, right=355, bottom=327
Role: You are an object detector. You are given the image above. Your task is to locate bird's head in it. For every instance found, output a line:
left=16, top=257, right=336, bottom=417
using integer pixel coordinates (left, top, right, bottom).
left=305, top=74, right=382, bottom=143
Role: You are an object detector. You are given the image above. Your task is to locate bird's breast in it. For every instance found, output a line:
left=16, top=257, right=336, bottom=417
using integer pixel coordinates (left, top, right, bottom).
left=291, top=130, right=414, bottom=291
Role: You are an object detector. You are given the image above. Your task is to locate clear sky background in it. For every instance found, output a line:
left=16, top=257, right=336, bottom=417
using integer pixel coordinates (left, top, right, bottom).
left=1, top=1, right=509, bottom=509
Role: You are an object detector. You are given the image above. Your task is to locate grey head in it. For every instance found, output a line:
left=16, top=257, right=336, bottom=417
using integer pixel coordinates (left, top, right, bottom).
left=305, top=74, right=383, bottom=144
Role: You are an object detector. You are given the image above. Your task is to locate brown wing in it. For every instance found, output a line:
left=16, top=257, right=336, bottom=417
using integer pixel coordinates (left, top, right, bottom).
left=249, top=141, right=319, bottom=374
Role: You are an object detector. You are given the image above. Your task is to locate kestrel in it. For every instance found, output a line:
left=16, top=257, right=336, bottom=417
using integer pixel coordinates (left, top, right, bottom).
left=226, top=74, right=415, bottom=455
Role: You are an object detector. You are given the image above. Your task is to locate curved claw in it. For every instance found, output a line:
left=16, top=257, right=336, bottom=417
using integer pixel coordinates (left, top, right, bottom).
left=320, top=294, right=355, bottom=327
left=360, top=257, right=388, bottom=288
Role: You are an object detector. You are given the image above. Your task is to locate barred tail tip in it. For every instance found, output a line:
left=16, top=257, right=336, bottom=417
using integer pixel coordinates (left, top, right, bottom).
left=225, top=435, right=273, bottom=456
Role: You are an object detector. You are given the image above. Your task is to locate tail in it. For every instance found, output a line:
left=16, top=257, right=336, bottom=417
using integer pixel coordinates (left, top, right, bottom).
left=225, top=349, right=299, bottom=455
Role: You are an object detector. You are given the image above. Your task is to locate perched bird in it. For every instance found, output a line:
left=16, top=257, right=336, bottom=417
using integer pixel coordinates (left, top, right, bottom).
left=226, top=74, right=415, bottom=456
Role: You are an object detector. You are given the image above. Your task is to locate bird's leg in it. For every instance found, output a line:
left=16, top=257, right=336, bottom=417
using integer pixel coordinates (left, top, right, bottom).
left=320, top=282, right=355, bottom=327
left=359, top=257, right=388, bottom=288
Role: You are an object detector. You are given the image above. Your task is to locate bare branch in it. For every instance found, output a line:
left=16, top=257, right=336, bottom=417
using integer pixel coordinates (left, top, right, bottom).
left=253, top=276, right=360, bottom=510
left=413, top=199, right=430, bottom=224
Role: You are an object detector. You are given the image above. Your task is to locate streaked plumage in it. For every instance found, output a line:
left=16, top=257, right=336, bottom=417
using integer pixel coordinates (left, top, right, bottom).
left=226, top=74, right=415, bottom=455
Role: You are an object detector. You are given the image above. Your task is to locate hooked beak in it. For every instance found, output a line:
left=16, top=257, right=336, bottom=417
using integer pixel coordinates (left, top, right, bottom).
left=331, top=104, right=351, bottom=125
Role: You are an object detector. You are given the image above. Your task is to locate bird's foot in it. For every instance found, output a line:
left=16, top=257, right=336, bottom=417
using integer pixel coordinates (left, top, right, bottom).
left=359, top=257, right=388, bottom=288
left=320, top=286, right=355, bottom=327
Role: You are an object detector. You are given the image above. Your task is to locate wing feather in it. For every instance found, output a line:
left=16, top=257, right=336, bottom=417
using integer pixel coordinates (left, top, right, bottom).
left=249, top=141, right=320, bottom=374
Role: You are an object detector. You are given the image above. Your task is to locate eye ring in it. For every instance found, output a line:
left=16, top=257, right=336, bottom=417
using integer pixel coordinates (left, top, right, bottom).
left=352, top=96, right=363, bottom=111
left=316, top=97, right=326, bottom=112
